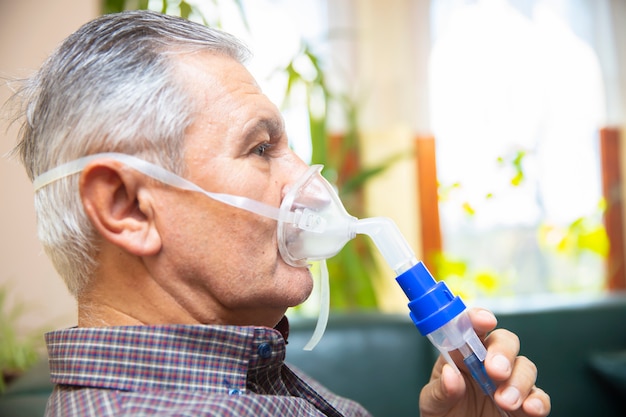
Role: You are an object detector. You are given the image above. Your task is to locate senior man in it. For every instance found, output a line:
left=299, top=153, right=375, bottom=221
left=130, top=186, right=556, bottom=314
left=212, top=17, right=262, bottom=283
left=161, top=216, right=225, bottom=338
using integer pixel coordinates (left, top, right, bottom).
left=11, top=10, right=550, bottom=417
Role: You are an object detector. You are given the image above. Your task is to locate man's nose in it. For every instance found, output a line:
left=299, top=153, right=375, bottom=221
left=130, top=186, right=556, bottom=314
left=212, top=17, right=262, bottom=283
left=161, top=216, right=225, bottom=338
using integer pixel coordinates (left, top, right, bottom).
left=280, top=151, right=311, bottom=199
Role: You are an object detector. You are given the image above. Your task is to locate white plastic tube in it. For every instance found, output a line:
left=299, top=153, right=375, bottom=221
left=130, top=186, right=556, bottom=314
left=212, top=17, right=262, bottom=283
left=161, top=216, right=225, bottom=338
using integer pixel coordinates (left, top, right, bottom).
left=353, top=217, right=417, bottom=275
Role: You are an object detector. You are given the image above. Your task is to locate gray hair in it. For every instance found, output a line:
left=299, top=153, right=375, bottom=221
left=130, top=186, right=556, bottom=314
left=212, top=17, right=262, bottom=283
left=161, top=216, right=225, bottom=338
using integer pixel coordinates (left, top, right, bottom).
left=11, top=10, right=250, bottom=296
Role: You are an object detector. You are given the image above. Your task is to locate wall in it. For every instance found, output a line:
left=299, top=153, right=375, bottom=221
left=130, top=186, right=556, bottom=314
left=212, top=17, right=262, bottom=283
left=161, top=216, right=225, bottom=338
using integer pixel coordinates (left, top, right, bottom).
left=0, top=0, right=99, bottom=334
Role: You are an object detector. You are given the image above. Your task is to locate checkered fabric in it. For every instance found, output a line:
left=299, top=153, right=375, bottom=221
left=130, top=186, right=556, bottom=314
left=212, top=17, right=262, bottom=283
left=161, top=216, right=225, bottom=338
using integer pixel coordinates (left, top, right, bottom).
left=44, top=323, right=371, bottom=416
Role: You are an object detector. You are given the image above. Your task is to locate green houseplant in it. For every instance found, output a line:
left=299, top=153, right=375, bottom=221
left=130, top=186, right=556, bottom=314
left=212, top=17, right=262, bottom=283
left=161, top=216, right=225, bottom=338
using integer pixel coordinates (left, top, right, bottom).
left=0, top=285, right=42, bottom=393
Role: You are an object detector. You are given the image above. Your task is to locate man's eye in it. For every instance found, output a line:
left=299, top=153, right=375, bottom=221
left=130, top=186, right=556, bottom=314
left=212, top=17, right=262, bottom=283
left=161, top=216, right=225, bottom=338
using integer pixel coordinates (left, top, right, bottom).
left=253, top=142, right=273, bottom=157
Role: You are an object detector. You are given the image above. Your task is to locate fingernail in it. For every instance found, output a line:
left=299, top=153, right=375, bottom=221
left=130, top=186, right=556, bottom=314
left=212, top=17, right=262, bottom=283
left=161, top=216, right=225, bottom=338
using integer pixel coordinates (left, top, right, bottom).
left=491, top=354, right=511, bottom=374
left=527, top=398, right=544, bottom=414
left=501, top=386, right=520, bottom=406
left=477, top=309, right=496, bottom=321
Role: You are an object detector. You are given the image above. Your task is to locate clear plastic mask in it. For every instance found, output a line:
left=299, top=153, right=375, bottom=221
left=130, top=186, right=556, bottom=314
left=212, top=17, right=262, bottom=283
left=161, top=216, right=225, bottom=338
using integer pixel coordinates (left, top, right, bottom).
left=33, top=152, right=359, bottom=349
left=278, top=165, right=358, bottom=266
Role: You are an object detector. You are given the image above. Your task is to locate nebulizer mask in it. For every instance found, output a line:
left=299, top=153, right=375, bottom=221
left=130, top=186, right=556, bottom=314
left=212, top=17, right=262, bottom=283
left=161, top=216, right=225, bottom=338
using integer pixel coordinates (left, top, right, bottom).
left=33, top=153, right=356, bottom=350
left=34, top=152, right=506, bottom=412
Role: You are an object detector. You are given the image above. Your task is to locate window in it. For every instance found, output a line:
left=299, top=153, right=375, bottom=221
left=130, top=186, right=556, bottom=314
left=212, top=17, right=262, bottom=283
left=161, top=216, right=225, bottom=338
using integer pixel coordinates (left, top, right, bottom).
left=430, top=0, right=609, bottom=297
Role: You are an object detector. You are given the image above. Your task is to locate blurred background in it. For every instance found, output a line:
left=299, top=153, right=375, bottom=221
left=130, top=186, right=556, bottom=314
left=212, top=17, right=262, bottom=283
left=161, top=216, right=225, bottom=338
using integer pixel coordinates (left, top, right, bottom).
left=2, top=0, right=626, bottom=379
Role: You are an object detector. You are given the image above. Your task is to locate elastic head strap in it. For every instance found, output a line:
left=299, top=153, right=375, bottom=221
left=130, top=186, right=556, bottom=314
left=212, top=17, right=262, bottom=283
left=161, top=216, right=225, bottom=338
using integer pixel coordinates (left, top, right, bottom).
left=33, top=152, right=288, bottom=222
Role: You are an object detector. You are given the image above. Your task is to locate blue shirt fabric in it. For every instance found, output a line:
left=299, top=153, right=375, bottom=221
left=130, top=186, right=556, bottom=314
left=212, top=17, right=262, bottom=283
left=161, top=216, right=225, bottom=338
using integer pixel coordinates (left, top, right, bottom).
left=44, top=322, right=371, bottom=417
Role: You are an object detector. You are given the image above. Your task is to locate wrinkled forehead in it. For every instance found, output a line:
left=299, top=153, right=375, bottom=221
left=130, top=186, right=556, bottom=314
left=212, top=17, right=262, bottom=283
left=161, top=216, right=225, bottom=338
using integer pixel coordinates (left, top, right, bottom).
left=171, top=50, right=260, bottom=97
left=173, top=51, right=283, bottom=134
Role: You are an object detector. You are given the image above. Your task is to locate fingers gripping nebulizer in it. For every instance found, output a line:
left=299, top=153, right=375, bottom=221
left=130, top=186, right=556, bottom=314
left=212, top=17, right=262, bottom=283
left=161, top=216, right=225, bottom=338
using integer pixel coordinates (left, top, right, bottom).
left=34, top=153, right=499, bottom=400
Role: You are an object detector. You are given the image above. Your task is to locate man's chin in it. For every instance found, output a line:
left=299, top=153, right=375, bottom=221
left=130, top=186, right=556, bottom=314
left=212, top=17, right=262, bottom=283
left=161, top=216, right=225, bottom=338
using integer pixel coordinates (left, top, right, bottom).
left=294, top=269, right=315, bottom=306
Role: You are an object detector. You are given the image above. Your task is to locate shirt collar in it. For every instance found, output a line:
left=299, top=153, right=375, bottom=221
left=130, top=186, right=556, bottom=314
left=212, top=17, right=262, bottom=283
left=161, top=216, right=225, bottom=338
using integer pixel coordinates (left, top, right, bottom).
left=46, top=322, right=288, bottom=395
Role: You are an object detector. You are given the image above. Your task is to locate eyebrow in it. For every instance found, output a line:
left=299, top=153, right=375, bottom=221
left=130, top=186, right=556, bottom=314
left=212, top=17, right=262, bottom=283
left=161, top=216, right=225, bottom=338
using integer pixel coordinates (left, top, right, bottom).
left=242, top=117, right=284, bottom=143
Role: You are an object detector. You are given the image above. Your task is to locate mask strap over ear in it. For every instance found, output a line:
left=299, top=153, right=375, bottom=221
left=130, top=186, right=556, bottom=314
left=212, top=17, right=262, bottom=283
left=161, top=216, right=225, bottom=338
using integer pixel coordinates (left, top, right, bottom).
left=33, top=152, right=294, bottom=224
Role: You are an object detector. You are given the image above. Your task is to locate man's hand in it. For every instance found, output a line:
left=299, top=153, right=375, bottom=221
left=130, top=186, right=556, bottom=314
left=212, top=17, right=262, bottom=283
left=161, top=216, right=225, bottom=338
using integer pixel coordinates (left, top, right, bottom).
left=419, top=308, right=551, bottom=417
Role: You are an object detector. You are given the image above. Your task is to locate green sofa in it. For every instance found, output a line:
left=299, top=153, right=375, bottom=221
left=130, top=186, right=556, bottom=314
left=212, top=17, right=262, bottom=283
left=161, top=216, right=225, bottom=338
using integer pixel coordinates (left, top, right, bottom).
left=286, top=295, right=626, bottom=417
left=2, top=294, right=625, bottom=416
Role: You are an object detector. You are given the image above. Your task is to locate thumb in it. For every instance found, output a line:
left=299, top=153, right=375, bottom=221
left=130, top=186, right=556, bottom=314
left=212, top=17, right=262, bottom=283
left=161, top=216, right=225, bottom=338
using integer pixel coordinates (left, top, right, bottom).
left=420, top=364, right=467, bottom=417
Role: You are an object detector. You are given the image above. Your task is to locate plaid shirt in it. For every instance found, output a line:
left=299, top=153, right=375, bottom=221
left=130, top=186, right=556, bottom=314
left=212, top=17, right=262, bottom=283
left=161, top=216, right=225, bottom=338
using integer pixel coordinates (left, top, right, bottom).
left=44, top=322, right=371, bottom=417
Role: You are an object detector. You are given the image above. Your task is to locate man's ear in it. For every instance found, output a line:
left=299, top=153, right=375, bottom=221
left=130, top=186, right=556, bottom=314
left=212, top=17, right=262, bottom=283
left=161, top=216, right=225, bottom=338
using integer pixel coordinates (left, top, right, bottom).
left=79, top=161, right=162, bottom=256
